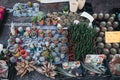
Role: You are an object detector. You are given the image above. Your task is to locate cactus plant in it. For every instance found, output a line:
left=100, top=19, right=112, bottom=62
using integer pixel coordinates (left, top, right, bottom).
left=112, top=43, right=119, bottom=48
left=101, top=27, right=107, bottom=32
left=103, top=48, right=110, bottom=54
left=113, top=21, right=119, bottom=28
left=96, top=37, right=103, bottom=42
left=106, top=21, right=112, bottom=27
left=97, top=42, right=104, bottom=48
left=100, top=21, right=106, bottom=27
left=110, top=48, right=117, bottom=54
left=107, top=27, right=114, bottom=31
left=93, top=13, right=98, bottom=19
left=94, top=27, right=100, bottom=32
left=104, top=13, right=110, bottom=19
left=105, top=43, right=112, bottom=49
left=99, top=32, right=104, bottom=37
left=98, top=13, right=103, bottom=20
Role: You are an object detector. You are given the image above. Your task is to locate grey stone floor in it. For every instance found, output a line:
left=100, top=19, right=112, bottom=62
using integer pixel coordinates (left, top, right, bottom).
left=0, top=0, right=120, bottom=80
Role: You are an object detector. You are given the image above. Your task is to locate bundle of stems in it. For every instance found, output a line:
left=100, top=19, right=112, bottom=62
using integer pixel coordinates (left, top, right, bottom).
left=69, top=22, right=97, bottom=60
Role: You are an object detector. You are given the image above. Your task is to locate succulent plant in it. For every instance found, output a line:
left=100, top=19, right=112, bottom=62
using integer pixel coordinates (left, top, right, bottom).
left=15, top=59, right=36, bottom=77
left=96, top=37, right=103, bottom=42
left=99, top=32, right=105, bottom=37
left=103, top=48, right=110, bottom=54
left=109, top=17, right=114, bottom=22
left=94, top=27, right=100, bottom=32
left=31, top=16, right=37, bottom=23
left=106, top=21, right=112, bottom=27
left=36, top=62, right=57, bottom=79
left=93, top=13, right=98, bottom=19
left=107, top=27, right=114, bottom=31
left=100, top=21, right=106, bottom=27
left=97, top=42, right=104, bottom=48
left=111, top=14, right=116, bottom=18
left=105, top=43, right=112, bottom=49
left=113, top=21, right=119, bottom=28
left=37, top=11, right=44, bottom=21
left=101, top=27, right=107, bottom=32
left=110, top=48, right=117, bottom=54
left=112, top=43, right=119, bottom=48
left=27, top=1, right=33, bottom=7
left=104, top=13, right=110, bottom=19
left=98, top=13, right=103, bottom=20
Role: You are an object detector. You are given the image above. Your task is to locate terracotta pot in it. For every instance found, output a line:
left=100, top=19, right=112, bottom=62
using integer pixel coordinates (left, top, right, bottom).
left=40, top=33, right=44, bottom=38
left=47, top=33, right=52, bottom=37
left=39, top=20, right=44, bottom=26
left=46, top=21, right=51, bottom=26
left=52, top=20, right=58, bottom=25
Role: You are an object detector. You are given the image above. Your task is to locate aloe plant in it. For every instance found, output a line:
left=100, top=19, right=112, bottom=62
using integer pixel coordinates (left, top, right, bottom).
left=31, top=16, right=37, bottom=23
left=69, top=22, right=97, bottom=60
left=37, top=11, right=44, bottom=21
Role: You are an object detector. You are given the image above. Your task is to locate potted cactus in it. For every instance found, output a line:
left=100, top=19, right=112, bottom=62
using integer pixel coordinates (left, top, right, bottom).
left=113, top=21, right=119, bottom=28
left=62, top=6, right=69, bottom=15
left=105, top=43, right=112, bottom=49
left=110, top=48, right=117, bottom=54
left=106, top=21, right=112, bottom=27
left=107, top=27, right=114, bottom=31
left=96, top=37, right=103, bottom=42
left=93, top=13, right=97, bottom=19
left=37, top=11, right=44, bottom=26
left=104, top=13, right=110, bottom=20
left=39, top=30, right=44, bottom=38
left=45, top=18, right=51, bottom=26
left=52, top=16, right=58, bottom=26
left=99, top=32, right=104, bottom=37
left=31, top=16, right=37, bottom=25
left=100, top=21, right=106, bottom=27
left=98, top=13, right=103, bottom=20
left=97, top=42, right=104, bottom=49
left=103, top=48, right=110, bottom=54
left=112, top=43, right=119, bottom=48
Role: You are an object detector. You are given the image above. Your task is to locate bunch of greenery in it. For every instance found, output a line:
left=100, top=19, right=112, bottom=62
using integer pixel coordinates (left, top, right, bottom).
left=69, top=22, right=97, bottom=60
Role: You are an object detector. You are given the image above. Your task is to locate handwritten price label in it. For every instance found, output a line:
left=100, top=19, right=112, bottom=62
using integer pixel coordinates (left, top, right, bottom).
left=105, top=31, right=120, bottom=43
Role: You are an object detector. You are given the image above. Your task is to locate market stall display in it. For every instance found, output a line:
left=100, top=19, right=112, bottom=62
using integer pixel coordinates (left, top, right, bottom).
left=0, top=0, right=120, bottom=80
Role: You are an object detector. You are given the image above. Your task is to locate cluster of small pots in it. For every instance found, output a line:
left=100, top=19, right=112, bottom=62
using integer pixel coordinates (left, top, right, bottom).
left=8, top=26, right=68, bottom=64
left=93, top=13, right=120, bottom=54
left=31, top=11, right=89, bottom=27
left=13, top=2, right=39, bottom=17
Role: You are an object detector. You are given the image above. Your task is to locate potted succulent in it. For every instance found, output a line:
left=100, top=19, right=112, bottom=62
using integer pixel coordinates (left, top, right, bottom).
left=112, top=43, right=119, bottom=48
left=46, top=30, right=52, bottom=37
left=39, top=30, right=44, bottom=38
left=113, top=21, right=119, bottom=28
left=110, top=48, right=117, bottom=54
left=62, top=6, right=69, bottom=15
left=52, top=16, right=58, bottom=26
left=98, top=13, right=104, bottom=20
left=97, top=42, right=104, bottom=49
left=37, top=12, right=44, bottom=26
left=105, top=43, right=112, bottom=49
left=92, top=13, right=98, bottom=19
left=27, top=1, right=33, bottom=7
left=103, top=48, right=109, bottom=54
left=45, top=18, right=51, bottom=26
left=104, top=13, right=110, bottom=20
left=31, top=16, right=37, bottom=25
